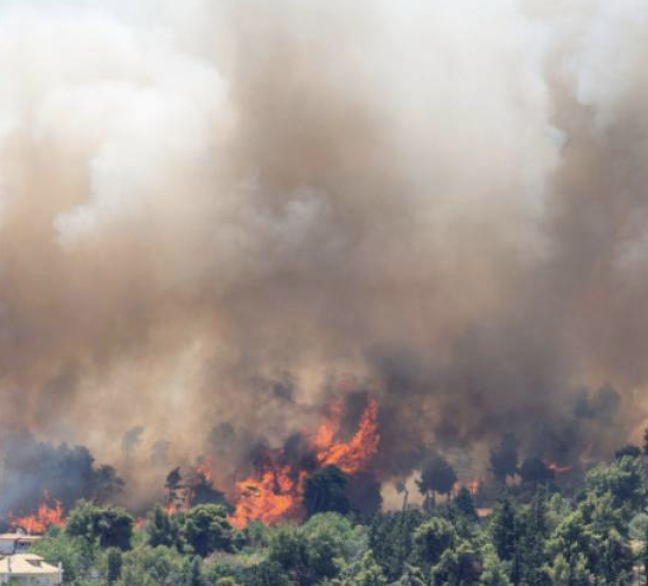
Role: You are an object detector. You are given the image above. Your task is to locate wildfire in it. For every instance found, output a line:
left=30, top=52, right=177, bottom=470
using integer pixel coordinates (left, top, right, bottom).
left=8, top=493, right=65, bottom=534
left=195, top=456, right=214, bottom=484
left=229, top=397, right=380, bottom=528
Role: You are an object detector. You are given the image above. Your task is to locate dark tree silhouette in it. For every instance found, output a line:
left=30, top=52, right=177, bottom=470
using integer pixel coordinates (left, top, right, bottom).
left=416, top=453, right=457, bottom=503
left=615, top=444, right=642, bottom=460
left=303, top=465, right=350, bottom=517
left=519, top=457, right=555, bottom=486
left=489, top=433, right=518, bottom=485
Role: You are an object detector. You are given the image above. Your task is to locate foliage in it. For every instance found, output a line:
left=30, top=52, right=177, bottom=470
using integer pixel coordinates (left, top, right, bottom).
left=182, top=504, right=233, bottom=557
left=147, top=503, right=183, bottom=549
left=66, top=500, right=134, bottom=550
left=27, top=452, right=648, bottom=586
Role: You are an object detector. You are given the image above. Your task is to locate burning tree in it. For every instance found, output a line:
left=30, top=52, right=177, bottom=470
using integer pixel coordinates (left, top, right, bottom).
left=228, top=397, right=380, bottom=528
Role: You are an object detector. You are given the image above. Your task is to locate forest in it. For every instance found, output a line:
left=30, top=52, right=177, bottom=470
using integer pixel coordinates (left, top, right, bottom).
left=23, top=433, right=648, bottom=586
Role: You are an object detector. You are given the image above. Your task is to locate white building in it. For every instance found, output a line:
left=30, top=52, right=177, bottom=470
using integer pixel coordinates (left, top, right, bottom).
left=0, top=554, right=63, bottom=586
left=0, top=534, right=42, bottom=556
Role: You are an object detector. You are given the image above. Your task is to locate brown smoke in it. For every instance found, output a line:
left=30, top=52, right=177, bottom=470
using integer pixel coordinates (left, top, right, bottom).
left=0, top=0, right=647, bottom=507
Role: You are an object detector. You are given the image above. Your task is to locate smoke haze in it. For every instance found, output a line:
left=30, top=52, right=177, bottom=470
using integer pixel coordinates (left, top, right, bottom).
left=0, top=0, right=647, bottom=506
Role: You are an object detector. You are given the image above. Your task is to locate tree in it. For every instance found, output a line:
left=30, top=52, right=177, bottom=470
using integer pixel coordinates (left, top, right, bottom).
left=614, top=445, right=642, bottom=460
left=333, top=551, right=387, bottom=586
left=182, top=504, right=233, bottom=557
left=490, top=498, right=516, bottom=562
left=518, top=490, right=549, bottom=586
left=186, top=556, right=204, bottom=586
left=630, top=512, right=648, bottom=540
left=147, top=504, right=182, bottom=549
left=546, top=553, right=592, bottom=586
left=66, top=500, right=134, bottom=550
left=303, top=466, right=351, bottom=517
left=454, top=488, right=478, bottom=523
left=431, top=540, right=482, bottom=586
left=479, top=546, right=512, bottom=586
left=117, top=544, right=185, bottom=586
left=413, top=517, right=456, bottom=570
left=489, top=434, right=518, bottom=486
left=417, top=454, right=457, bottom=503
left=642, top=521, right=648, bottom=586
left=106, top=547, right=123, bottom=583
left=585, top=455, right=646, bottom=515
left=518, top=458, right=554, bottom=487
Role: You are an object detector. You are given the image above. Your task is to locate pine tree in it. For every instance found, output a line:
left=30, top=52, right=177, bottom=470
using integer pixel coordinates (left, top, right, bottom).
left=454, top=487, right=478, bottom=523
left=491, top=499, right=516, bottom=562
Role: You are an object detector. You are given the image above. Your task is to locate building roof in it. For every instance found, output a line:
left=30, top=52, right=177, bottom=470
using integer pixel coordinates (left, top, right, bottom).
left=0, top=554, right=61, bottom=576
left=0, top=533, right=42, bottom=542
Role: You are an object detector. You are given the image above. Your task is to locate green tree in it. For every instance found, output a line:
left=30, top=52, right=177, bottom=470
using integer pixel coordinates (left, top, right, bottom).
left=303, top=466, right=351, bottom=517
left=642, top=521, right=648, bottom=586
left=118, top=545, right=185, bottom=586
left=66, top=500, right=134, bottom=550
left=454, top=488, right=478, bottom=523
left=413, top=517, right=456, bottom=570
left=334, top=551, right=387, bottom=586
left=106, top=547, right=122, bottom=583
left=147, top=504, right=182, bottom=549
left=431, top=540, right=482, bottom=586
left=546, top=553, right=592, bottom=586
left=585, top=456, right=646, bottom=516
left=629, top=512, right=648, bottom=540
left=31, top=529, right=97, bottom=583
left=490, top=499, right=516, bottom=562
left=185, top=556, right=204, bottom=586
left=182, top=504, right=233, bottom=557
left=479, top=546, right=511, bottom=586
left=518, top=490, right=549, bottom=586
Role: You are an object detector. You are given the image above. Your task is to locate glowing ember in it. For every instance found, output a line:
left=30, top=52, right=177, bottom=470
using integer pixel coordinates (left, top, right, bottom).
left=229, top=397, right=380, bottom=528
left=8, top=492, right=65, bottom=534
left=547, top=462, right=572, bottom=474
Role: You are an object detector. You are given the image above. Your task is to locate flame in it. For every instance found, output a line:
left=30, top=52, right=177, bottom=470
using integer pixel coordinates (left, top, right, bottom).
left=547, top=462, right=572, bottom=474
left=8, top=492, right=65, bottom=534
left=229, top=397, right=379, bottom=528
left=135, top=517, right=146, bottom=530
left=195, top=456, right=214, bottom=484
left=467, top=478, right=480, bottom=495
left=316, top=398, right=380, bottom=474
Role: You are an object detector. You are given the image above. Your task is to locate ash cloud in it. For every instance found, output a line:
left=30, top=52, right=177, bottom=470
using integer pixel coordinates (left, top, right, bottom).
left=0, top=0, right=647, bottom=505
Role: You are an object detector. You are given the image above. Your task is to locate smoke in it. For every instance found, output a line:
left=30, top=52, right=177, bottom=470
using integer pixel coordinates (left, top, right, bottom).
left=0, top=0, right=648, bottom=506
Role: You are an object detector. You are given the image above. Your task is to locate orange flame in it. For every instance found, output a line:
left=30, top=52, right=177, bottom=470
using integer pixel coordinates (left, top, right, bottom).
left=195, top=456, right=214, bottom=484
left=229, top=397, right=379, bottom=528
left=8, top=493, right=65, bottom=534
